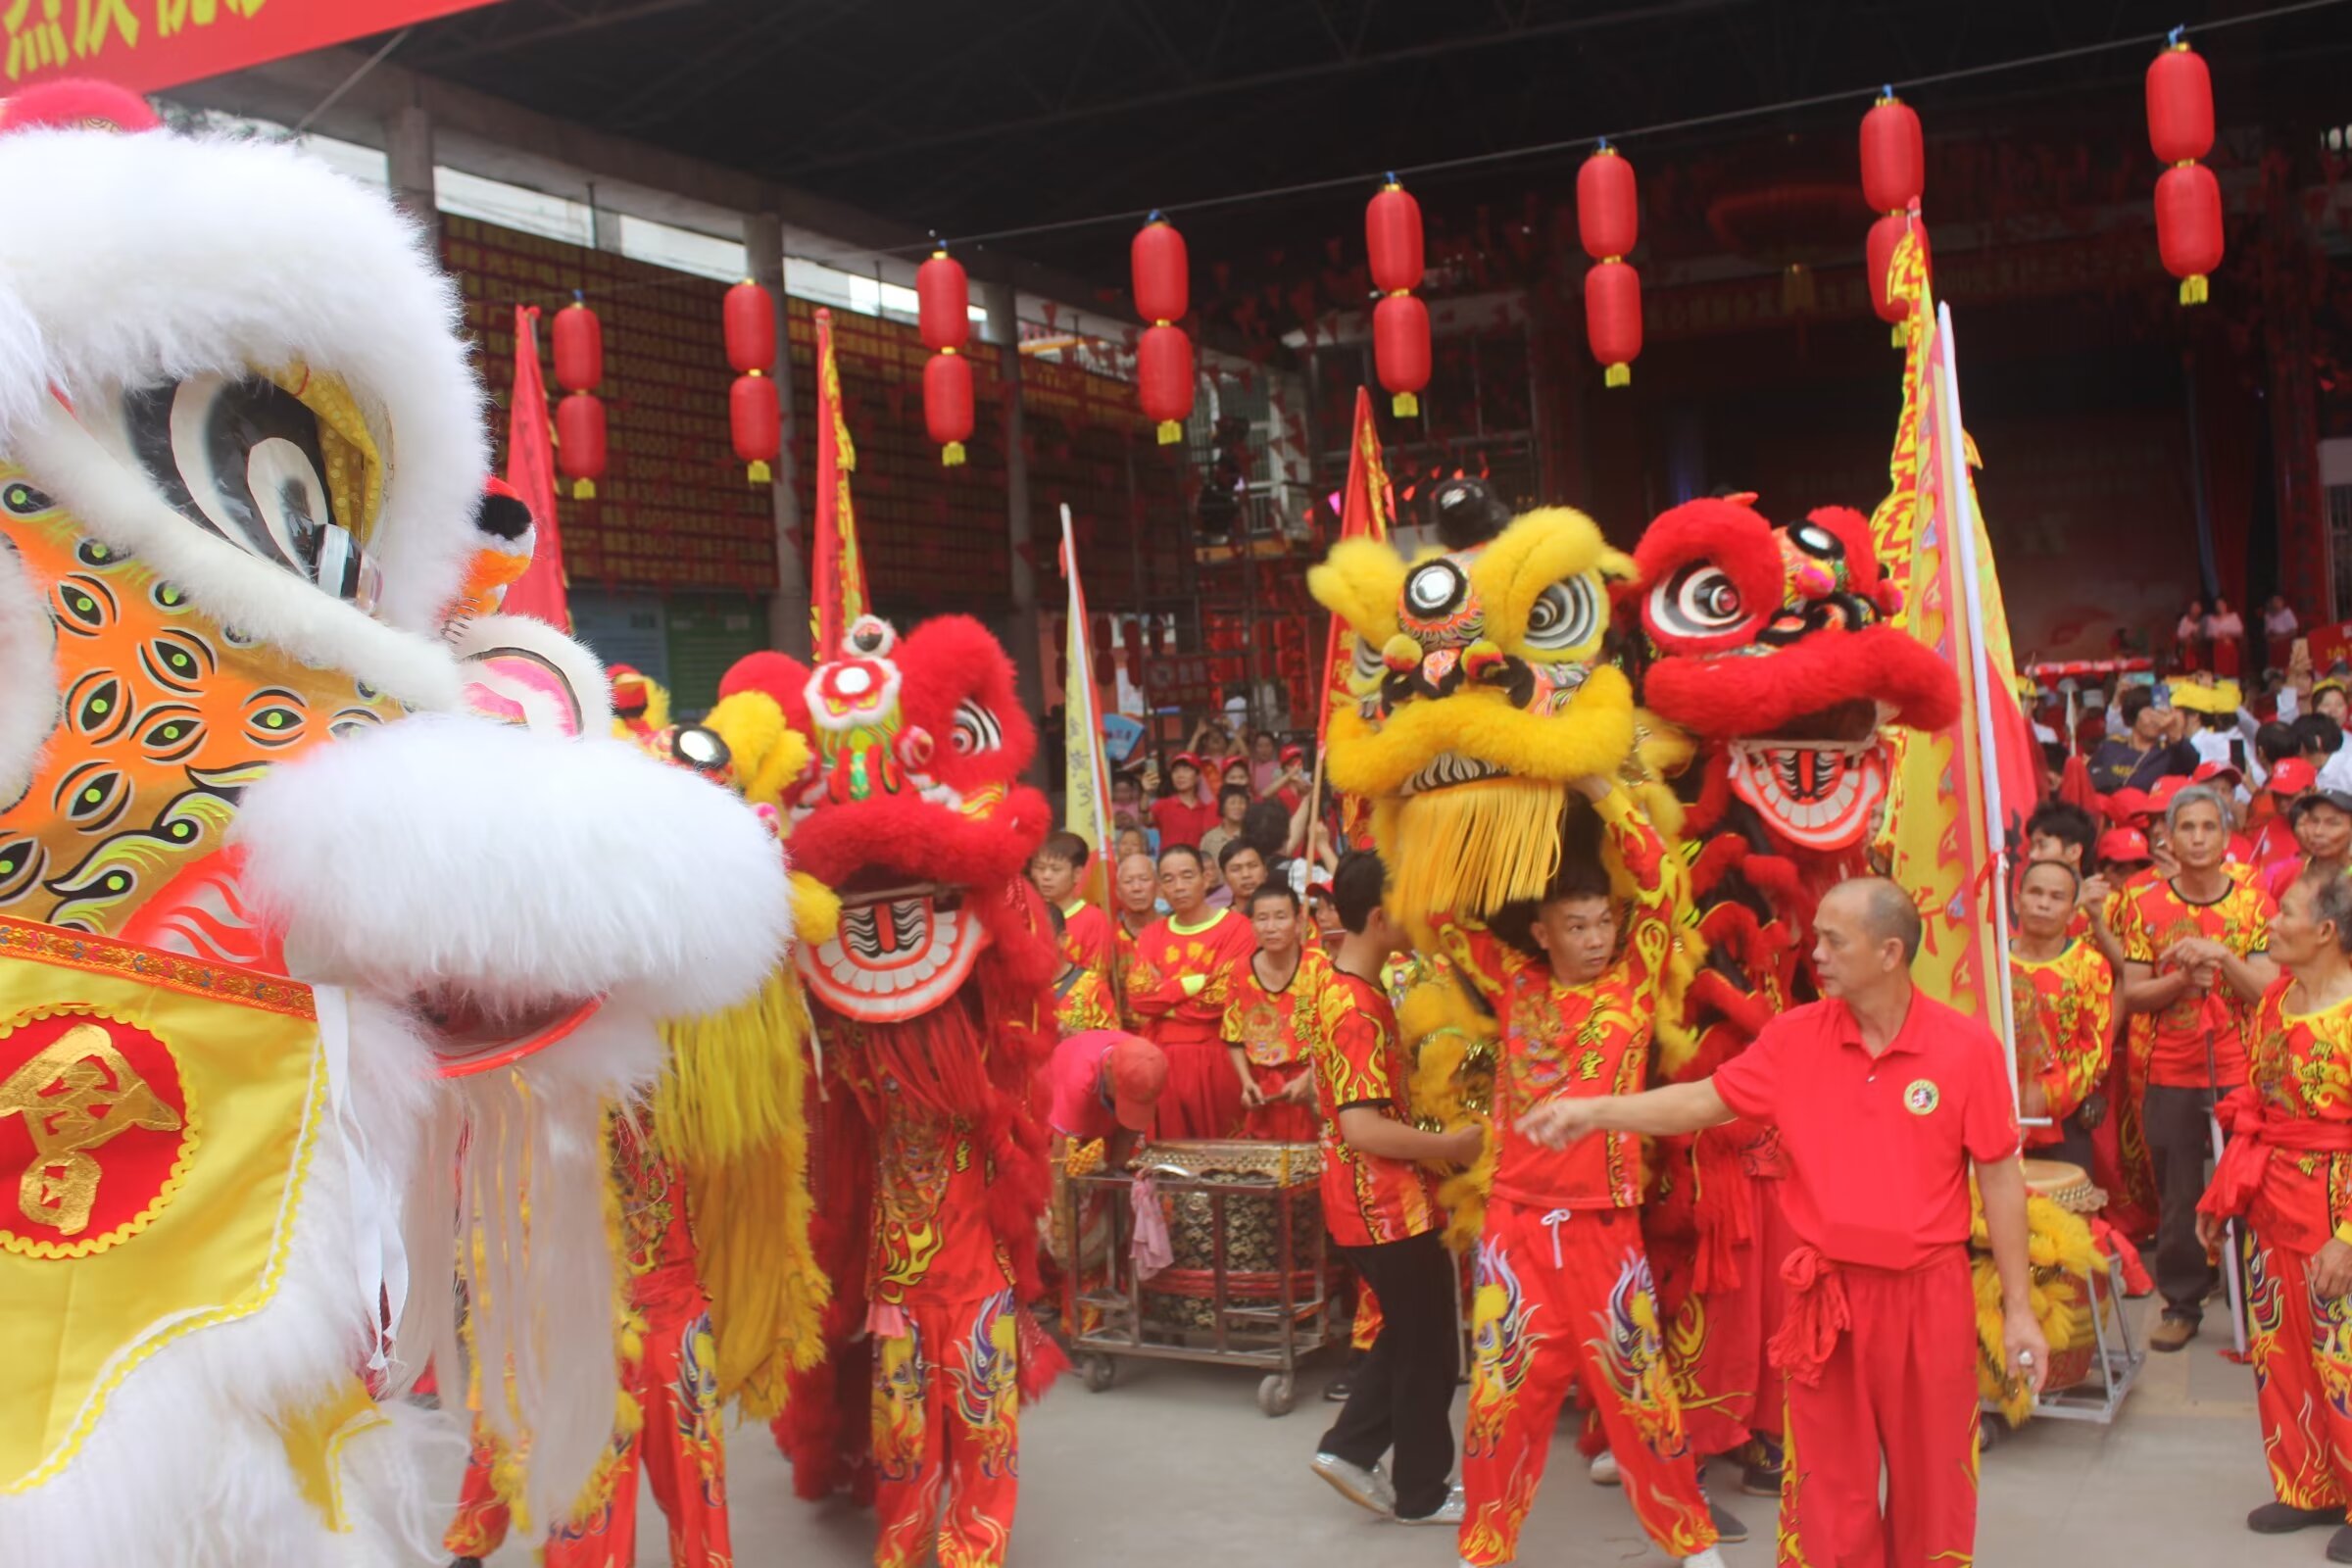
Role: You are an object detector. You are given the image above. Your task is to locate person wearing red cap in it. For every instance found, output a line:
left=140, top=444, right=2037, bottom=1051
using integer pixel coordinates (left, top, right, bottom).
left=2011, top=858, right=2116, bottom=1172
left=1439, top=777, right=1733, bottom=1568
left=1044, top=1029, right=1167, bottom=1156
left=1124, top=843, right=1256, bottom=1137
left=2109, top=782, right=2281, bottom=1351
left=2264, top=788, right=2352, bottom=902
left=1151, top=753, right=1219, bottom=849
left=1221, top=882, right=1334, bottom=1142
left=1518, top=876, right=2044, bottom=1568
left=2197, top=867, right=2352, bottom=1559
left=2255, top=757, right=2322, bottom=875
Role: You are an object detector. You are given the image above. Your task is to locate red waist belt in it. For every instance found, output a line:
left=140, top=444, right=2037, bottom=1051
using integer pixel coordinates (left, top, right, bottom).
left=1765, top=1246, right=1849, bottom=1388
left=2198, top=1087, right=2352, bottom=1222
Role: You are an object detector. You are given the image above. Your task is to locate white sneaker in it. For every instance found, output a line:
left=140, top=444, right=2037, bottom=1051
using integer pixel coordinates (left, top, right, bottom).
left=1396, top=1484, right=1465, bottom=1525
left=1310, top=1451, right=1396, bottom=1516
left=1588, top=1448, right=1621, bottom=1486
left=1683, top=1549, right=1729, bottom=1568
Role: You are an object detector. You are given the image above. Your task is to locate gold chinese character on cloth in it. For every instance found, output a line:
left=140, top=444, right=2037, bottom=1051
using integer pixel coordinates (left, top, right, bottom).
left=0, top=1019, right=181, bottom=1236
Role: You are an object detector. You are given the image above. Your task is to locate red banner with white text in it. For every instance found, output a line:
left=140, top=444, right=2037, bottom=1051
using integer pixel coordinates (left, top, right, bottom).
left=3, top=0, right=502, bottom=94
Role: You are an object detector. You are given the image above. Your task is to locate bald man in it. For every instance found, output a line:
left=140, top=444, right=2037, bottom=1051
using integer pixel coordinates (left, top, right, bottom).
left=1521, top=877, right=2044, bottom=1568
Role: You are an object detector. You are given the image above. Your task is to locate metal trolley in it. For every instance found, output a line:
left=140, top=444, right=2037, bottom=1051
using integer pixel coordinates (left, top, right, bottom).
left=1061, top=1139, right=1333, bottom=1416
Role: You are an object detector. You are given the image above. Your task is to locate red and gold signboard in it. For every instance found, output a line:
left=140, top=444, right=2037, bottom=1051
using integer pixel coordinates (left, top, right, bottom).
left=3, top=0, right=502, bottom=94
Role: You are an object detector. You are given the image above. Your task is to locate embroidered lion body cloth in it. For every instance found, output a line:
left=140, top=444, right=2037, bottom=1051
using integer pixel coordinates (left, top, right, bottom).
left=0, top=84, right=791, bottom=1566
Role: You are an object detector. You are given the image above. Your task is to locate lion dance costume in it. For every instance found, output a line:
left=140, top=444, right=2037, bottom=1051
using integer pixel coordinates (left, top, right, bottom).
left=0, top=83, right=795, bottom=1567
left=727, top=311, right=1060, bottom=1568
left=1309, top=477, right=1716, bottom=1566
left=1627, top=493, right=1957, bottom=1466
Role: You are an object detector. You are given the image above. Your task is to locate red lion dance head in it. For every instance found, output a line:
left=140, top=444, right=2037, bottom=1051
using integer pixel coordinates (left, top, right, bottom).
left=1635, top=495, right=1957, bottom=858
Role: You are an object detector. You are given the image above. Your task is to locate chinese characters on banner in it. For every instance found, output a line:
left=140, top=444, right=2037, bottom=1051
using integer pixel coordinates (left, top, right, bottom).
left=3, top=0, right=501, bottom=93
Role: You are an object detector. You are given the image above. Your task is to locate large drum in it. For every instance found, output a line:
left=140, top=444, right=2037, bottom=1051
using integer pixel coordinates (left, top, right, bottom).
left=1133, top=1139, right=1323, bottom=1334
left=2019, top=1157, right=2108, bottom=1392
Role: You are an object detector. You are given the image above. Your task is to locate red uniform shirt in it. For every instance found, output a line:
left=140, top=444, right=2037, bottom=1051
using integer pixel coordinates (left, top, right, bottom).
left=1054, top=963, right=1120, bottom=1036
left=2245, top=981, right=2352, bottom=1254
left=1310, top=968, right=1440, bottom=1248
left=1123, top=906, right=1254, bottom=1049
left=2111, top=865, right=2275, bottom=1089
left=1431, top=789, right=1672, bottom=1210
left=1151, top=794, right=1219, bottom=850
left=1713, top=993, right=2022, bottom=1271
left=2009, top=939, right=2115, bottom=1147
left=1061, top=898, right=1115, bottom=981
left=1221, top=945, right=1337, bottom=1068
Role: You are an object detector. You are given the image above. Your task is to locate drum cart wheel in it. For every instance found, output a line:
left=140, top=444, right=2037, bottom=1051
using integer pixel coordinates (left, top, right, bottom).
left=1081, top=1353, right=1116, bottom=1393
left=1256, top=1372, right=1296, bottom=1417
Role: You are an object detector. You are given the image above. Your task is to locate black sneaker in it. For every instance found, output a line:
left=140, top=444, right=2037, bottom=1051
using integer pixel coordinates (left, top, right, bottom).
left=2248, top=1500, right=2343, bottom=1534
left=1323, top=1377, right=1350, bottom=1402
left=1740, top=1460, right=1781, bottom=1496
left=2328, top=1522, right=2352, bottom=1563
left=451, top=1559, right=485, bottom=1568
left=1707, top=1496, right=1748, bottom=1544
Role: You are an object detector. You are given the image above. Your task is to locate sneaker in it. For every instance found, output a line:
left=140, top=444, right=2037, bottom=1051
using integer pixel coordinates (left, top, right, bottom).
left=1683, top=1550, right=1729, bottom=1568
left=1396, top=1485, right=1465, bottom=1525
left=2149, top=1316, right=2199, bottom=1353
left=1324, top=1377, right=1352, bottom=1402
left=1311, top=1452, right=1395, bottom=1517
left=1707, top=1496, right=1747, bottom=1544
left=1740, top=1459, right=1781, bottom=1495
left=1588, top=1448, right=1621, bottom=1486
left=2248, top=1500, right=2343, bottom=1534
left=2330, top=1523, right=2352, bottom=1564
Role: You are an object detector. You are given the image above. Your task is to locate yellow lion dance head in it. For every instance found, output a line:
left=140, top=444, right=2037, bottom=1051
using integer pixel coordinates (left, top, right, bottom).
left=1308, top=477, right=1682, bottom=925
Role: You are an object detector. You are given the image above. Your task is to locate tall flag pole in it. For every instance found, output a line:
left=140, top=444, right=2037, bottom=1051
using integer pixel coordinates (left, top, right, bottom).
left=1871, top=218, right=2042, bottom=1098
left=808, top=307, right=868, bottom=659
left=1059, top=504, right=1115, bottom=911
left=1309, top=388, right=1394, bottom=846
left=500, top=305, right=571, bottom=630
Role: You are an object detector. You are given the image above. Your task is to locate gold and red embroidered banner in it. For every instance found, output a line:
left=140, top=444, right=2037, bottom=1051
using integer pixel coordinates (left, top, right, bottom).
left=0, top=915, right=324, bottom=1494
left=3, top=0, right=502, bottom=92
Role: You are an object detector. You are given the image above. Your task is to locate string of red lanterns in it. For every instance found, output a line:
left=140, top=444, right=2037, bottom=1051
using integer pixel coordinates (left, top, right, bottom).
left=551, top=294, right=605, bottom=500
left=1366, top=175, right=1430, bottom=418
left=2147, top=29, right=2222, bottom=306
left=1576, top=143, right=1642, bottom=388
left=1859, top=90, right=1930, bottom=344
left=722, top=278, right=780, bottom=484
left=917, top=246, right=975, bottom=466
left=1132, top=213, right=1194, bottom=444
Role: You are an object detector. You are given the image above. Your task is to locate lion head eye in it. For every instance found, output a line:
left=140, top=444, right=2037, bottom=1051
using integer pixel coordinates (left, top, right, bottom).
left=1649, top=563, right=1751, bottom=641
left=1524, top=578, right=1598, bottom=653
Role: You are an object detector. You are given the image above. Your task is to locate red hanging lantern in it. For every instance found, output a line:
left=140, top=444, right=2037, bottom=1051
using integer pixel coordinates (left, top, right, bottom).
left=720, top=279, right=778, bottom=484
left=1131, top=215, right=1191, bottom=442
left=917, top=247, right=974, bottom=466
left=1123, top=619, right=1147, bottom=686
left=1583, top=263, right=1642, bottom=389
left=1090, top=614, right=1113, bottom=671
left=1136, top=322, right=1194, bottom=446
left=1857, top=91, right=1929, bottom=348
left=1576, top=144, right=1641, bottom=387
left=923, top=351, right=974, bottom=461
left=1365, top=177, right=1429, bottom=417
left=556, top=391, right=606, bottom=501
left=1865, top=212, right=1932, bottom=335
left=551, top=296, right=605, bottom=498
left=1372, top=293, right=1430, bottom=417
left=2146, top=32, right=2221, bottom=305
left=1858, top=93, right=1925, bottom=216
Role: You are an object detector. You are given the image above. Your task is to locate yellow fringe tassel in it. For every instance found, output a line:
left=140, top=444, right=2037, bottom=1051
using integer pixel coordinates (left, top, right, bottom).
left=1968, top=1183, right=2106, bottom=1427
left=1385, top=780, right=1567, bottom=941
left=660, top=967, right=831, bottom=1416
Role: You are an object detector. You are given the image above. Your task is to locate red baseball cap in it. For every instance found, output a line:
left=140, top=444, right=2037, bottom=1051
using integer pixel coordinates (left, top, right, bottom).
left=2097, top=827, right=2154, bottom=865
left=2148, top=775, right=2192, bottom=812
left=2272, top=758, right=2319, bottom=797
left=1105, top=1034, right=1168, bottom=1132
left=2103, top=788, right=2155, bottom=824
left=1280, top=743, right=1305, bottom=763
left=2193, top=759, right=2243, bottom=788
left=1169, top=751, right=1201, bottom=772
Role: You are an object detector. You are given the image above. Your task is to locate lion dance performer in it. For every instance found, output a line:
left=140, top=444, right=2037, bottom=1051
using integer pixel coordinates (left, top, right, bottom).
left=1308, top=477, right=1723, bottom=1568
left=0, top=83, right=793, bottom=1568
left=728, top=311, right=1060, bottom=1568
left=1628, top=493, right=1957, bottom=1485
left=447, top=686, right=837, bottom=1568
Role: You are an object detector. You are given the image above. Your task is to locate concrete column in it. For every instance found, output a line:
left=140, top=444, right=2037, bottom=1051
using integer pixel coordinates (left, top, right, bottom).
left=383, top=102, right=435, bottom=229
left=745, top=212, right=808, bottom=657
left=590, top=198, right=625, bottom=255
left=981, top=275, right=1045, bottom=778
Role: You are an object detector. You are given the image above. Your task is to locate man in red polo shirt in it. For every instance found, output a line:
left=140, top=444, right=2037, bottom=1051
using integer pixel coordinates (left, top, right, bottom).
left=1520, top=876, right=2045, bottom=1568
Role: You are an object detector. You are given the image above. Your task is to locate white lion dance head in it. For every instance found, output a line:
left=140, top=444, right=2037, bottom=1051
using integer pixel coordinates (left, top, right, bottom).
left=0, top=82, right=791, bottom=1565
